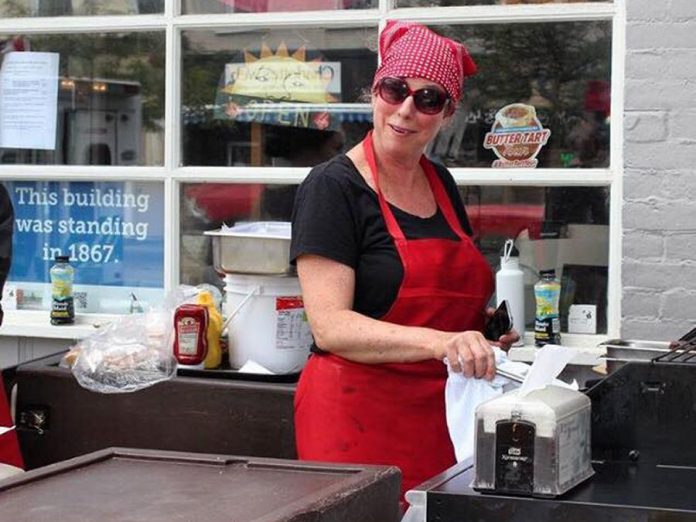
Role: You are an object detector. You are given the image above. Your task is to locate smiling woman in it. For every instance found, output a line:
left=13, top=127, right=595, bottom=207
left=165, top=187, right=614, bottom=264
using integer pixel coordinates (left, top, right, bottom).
left=290, top=21, right=518, bottom=502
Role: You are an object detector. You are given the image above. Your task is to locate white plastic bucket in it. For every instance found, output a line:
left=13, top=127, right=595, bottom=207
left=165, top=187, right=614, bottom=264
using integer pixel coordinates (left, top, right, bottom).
left=223, top=273, right=312, bottom=373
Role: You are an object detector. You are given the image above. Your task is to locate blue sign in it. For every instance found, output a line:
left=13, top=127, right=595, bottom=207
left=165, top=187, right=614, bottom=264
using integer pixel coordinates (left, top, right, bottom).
left=4, top=180, right=164, bottom=288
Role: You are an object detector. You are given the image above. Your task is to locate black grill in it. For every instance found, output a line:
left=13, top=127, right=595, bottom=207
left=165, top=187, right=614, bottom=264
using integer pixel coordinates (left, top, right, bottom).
left=653, top=343, right=696, bottom=364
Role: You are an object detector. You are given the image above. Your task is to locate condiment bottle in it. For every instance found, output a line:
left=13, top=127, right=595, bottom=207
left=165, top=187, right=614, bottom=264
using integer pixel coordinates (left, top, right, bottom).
left=496, top=239, right=524, bottom=346
left=534, top=269, right=561, bottom=347
left=197, top=290, right=223, bottom=369
left=50, top=254, right=75, bottom=325
left=173, top=304, right=209, bottom=366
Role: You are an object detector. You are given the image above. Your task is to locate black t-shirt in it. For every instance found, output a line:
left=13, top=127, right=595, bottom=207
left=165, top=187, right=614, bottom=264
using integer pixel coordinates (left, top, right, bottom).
left=290, top=154, right=473, bottom=319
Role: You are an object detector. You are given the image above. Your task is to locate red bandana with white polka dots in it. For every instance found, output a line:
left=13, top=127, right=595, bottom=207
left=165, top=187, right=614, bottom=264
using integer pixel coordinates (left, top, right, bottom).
left=373, top=20, right=477, bottom=104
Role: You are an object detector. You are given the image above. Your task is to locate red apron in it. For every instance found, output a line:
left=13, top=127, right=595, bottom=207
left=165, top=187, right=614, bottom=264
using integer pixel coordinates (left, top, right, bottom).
left=294, top=132, right=493, bottom=495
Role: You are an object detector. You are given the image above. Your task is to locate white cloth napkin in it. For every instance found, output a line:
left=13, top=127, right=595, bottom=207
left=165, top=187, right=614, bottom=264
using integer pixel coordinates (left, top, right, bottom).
left=444, top=348, right=530, bottom=463
left=444, top=344, right=580, bottom=464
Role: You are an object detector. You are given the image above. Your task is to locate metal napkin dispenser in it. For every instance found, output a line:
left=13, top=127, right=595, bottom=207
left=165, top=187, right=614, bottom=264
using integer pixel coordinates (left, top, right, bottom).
left=472, top=385, right=594, bottom=498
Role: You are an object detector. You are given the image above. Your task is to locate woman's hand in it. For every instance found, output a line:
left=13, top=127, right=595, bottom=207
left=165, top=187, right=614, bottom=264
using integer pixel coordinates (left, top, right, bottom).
left=438, top=331, right=496, bottom=381
left=493, top=329, right=520, bottom=352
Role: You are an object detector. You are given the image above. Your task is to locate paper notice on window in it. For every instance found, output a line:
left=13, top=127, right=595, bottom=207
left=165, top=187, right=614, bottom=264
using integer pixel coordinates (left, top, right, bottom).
left=0, top=52, right=59, bottom=150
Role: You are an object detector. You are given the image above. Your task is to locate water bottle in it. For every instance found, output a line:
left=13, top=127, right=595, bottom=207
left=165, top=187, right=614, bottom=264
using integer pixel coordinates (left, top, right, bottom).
left=534, top=269, right=561, bottom=347
left=496, top=239, right=524, bottom=346
left=50, top=255, right=75, bottom=325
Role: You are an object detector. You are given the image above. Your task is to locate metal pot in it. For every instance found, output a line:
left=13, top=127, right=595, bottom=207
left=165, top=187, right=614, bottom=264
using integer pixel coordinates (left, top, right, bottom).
left=205, top=222, right=292, bottom=275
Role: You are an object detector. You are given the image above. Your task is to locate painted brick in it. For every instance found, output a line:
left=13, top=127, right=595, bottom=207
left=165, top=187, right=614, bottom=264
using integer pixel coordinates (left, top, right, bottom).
left=625, top=139, right=696, bottom=169
left=623, top=170, right=663, bottom=200
left=655, top=201, right=696, bottom=231
left=623, top=201, right=660, bottom=230
left=665, top=50, right=696, bottom=79
left=625, top=79, right=696, bottom=110
left=626, top=0, right=673, bottom=22
left=622, top=288, right=662, bottom=317
left=662, top=290, right=696, bottom=320
left=625, top=200, right=696, bottom=232
left=627, top=22, right=696, bottom=50
left=625, top=51, right=670, bottom=80
left=624, top=2, right=696, bottom=338
left=623, top=262, right=696, bottom=290
left=670, top=0, right=696, bottom=21
left=626, top=51, right=696, bottom=82
left=623, top=230, right=664, bottom=259
left=664, top=232, right=696, bottom=261
left=661, top=170, right=696, bottom=200
left=625, top=111, right=668, bottom=142
left=669, top=110, right=696, bottom=140
left=620, top=318, right=674, bottom=341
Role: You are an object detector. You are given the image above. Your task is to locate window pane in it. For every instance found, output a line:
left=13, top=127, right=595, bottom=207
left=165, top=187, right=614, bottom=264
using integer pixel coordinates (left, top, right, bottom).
left=398, top=0, right=609, bottom=6
left=0, top=0, right=163, bottom=17
left=0, top=32, right=165, bottom=166
left=4, top=180, right=164, bottom=314
left=428, top=21, right=612, bottom=168
left=462, top=185, right=609, bottom=333
left=181, top=27, right=376, bottom=167
left=181, top=181, right=609, bottom=334
left=183, top=0, right=375, bottom=15
left=180, top=182, right=296, bottom=286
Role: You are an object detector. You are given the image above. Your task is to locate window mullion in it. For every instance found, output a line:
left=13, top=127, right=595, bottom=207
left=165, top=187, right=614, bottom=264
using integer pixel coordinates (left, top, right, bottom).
left=386, top=3, right=615, bottom=24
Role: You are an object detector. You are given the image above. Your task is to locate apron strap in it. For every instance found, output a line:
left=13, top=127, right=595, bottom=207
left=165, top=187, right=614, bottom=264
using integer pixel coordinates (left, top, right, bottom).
left=362, top=131, right=467, bottom=242
left=363, top=131, right=405, bottom=241
left=419, top=156, right=468, bottom=240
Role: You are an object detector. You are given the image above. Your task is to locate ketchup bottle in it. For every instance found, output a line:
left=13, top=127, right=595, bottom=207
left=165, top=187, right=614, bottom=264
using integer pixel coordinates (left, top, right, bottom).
left=173, top=304, right=209, bottom=366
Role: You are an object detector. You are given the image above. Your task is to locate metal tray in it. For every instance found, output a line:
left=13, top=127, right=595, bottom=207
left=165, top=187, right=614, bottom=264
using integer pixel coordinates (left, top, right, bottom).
left=598, top=339, right=672, bottom=373
left=205, top=221, right=291, bottom=275
left=599, top=339, right=671, bottom=360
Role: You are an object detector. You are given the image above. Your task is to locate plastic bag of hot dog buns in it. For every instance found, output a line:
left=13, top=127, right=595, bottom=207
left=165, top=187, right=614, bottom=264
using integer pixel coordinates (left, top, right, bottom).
left=61, top=286, right=203, bottom=393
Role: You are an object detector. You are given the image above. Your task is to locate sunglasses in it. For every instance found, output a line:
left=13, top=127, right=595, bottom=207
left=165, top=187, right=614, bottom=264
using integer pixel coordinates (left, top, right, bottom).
left=376, top=77, right=451, bottom=115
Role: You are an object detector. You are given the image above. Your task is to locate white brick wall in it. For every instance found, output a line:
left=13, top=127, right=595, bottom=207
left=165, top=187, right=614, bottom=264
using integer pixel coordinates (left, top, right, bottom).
left=623, top=0, right=696, bottom=340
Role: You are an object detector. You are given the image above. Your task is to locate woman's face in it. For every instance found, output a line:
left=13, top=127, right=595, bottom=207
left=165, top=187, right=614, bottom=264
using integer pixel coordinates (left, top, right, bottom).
left=371, top=77, right=451, bottom=158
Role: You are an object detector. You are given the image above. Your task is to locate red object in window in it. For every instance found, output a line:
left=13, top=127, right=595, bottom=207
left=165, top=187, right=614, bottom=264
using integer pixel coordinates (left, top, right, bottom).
left=467, top=204, right=545, bottom=241
left=584, top=80, right=611, bottom=119
left=185, top=183, right=264, bottom=222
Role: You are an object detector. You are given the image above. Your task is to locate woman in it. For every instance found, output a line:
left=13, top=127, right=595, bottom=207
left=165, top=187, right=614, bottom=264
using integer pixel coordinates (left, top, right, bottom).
left=290, top=21, right=517, bottom=497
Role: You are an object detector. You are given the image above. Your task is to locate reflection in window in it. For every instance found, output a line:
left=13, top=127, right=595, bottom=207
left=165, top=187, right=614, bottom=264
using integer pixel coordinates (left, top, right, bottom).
left=398, top=0, right=609, bottom=6
left=460, top=185, right=609, bottom=333
left=425, top=21, right=611, bottom=168
left=181, top=182, right=609, bottom=333
left=0, top=32, right=165, bottom=166
left=181, top=27, right=376, bottom=167
left=3, top=180, right=164, bottom=314
left=180, top=182, right=298, bottom=286
left=182, top=0, right=375, bottom=15
left=0, top=0, right=163, bottom=17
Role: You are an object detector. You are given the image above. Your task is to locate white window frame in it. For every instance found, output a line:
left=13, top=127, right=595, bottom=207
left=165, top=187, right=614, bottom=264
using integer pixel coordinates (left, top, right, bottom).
left=0, top=0, right=624, bottom=343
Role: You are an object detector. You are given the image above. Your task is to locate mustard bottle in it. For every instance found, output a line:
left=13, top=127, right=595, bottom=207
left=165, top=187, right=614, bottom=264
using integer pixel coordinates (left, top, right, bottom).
left=197, top=290, right=223, bottom=369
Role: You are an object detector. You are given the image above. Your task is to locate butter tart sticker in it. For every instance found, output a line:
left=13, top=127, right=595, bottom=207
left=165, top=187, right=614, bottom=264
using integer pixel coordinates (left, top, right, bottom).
left=483, top=103, right=551, bottom=168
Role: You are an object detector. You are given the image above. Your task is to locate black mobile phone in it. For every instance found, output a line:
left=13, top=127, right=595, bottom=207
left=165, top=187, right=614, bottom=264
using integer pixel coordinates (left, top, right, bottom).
left=484, top=300, right=513, bottom=340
